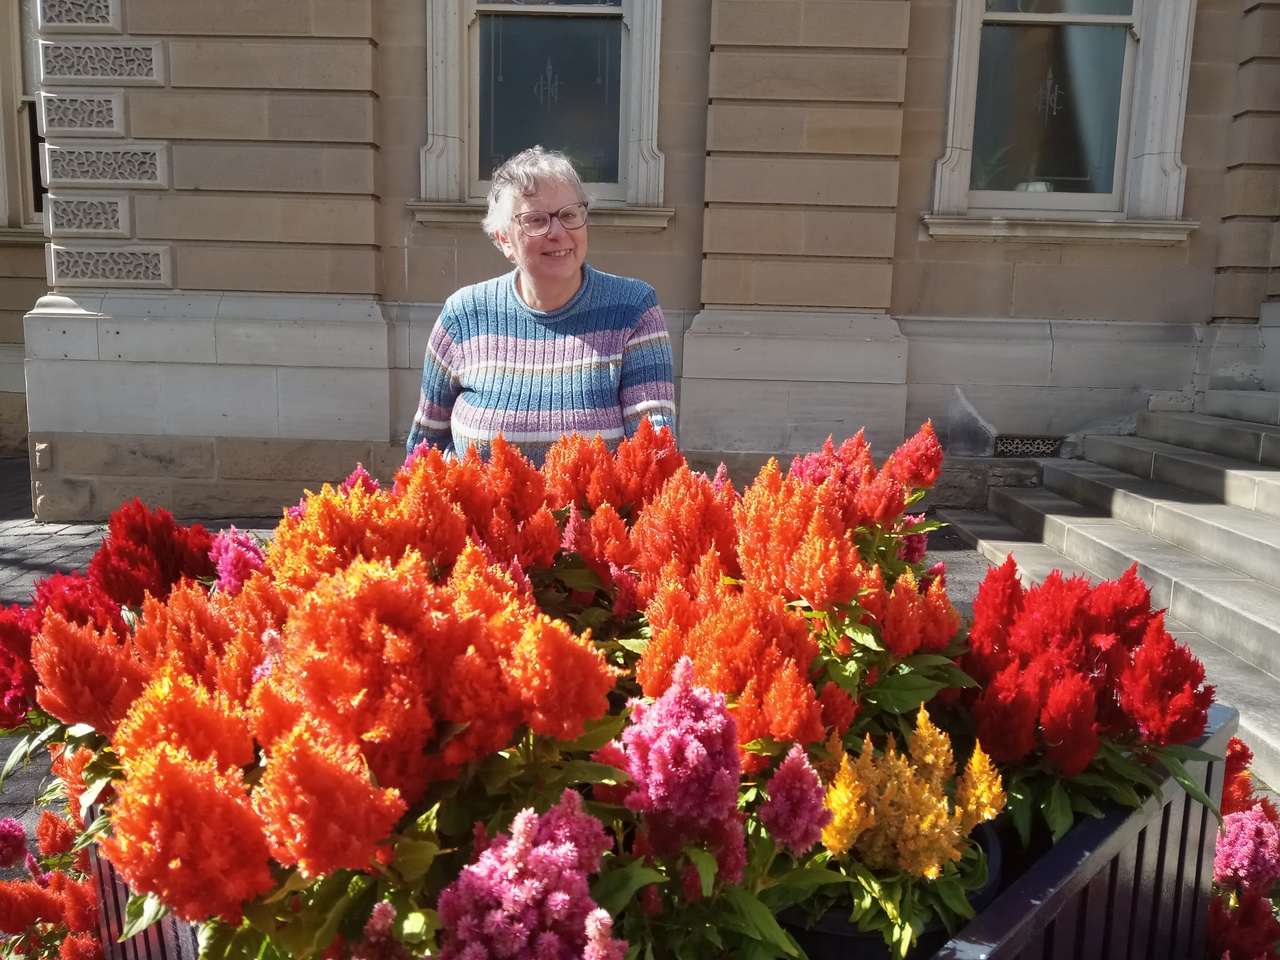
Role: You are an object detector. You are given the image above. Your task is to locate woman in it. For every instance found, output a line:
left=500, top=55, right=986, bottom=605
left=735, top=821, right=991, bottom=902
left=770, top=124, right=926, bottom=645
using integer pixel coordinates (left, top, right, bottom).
left=407, top=146, right=677, bottom=466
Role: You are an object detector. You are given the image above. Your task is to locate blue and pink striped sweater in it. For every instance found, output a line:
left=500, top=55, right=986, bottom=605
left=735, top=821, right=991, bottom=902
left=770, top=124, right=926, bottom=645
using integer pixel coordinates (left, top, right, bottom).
left=407, top=265, right=677, bottom=465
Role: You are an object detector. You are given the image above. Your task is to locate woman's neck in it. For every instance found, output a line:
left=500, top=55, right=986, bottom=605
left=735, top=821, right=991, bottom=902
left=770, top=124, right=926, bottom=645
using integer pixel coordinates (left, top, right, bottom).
left=516, top=268, right=584, bottom=312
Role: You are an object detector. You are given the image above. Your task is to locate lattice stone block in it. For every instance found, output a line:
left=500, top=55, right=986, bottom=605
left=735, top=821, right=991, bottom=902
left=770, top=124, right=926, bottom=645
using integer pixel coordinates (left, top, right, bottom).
left=38, top=0, right=120, bottom=32
left=40, top=40, right=164, bottom=85
left=43, top=143, right=168, bottom=188
left=45, top=195, right=129, bottom=237
left=47, top=244, right=171, bottom=288
left=39, top=90, right=125, bottom=137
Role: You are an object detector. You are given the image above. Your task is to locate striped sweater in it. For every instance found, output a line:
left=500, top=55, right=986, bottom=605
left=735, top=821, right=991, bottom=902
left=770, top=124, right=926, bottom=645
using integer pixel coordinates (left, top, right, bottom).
left=407, top=265, right=677, bottom=466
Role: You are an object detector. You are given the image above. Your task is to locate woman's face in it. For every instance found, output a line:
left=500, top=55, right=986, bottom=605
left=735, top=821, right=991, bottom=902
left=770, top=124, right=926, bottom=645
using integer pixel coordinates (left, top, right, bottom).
left=495, top=179, right=588, bottom=296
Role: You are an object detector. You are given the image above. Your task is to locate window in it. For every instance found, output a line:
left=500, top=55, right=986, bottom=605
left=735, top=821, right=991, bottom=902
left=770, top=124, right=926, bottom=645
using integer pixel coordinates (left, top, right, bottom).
left=420, top=0, right=665, bottom=213
left=926, top=0, right=1198, bottom=243
left=1, top=0, right=46, bottom=230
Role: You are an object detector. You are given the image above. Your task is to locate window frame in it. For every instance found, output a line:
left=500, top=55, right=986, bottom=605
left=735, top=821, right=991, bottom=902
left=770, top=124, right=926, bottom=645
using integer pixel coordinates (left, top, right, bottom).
left=926, top=0, right=1199, bottom=242
left=1, top=0, right=46, bottom=232
left=420, top=0, right=665, bottom=210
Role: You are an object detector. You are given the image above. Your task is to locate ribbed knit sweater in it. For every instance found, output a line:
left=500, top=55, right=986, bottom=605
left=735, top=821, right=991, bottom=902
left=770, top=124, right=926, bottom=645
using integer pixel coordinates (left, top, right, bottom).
left=407, top=265, right=677, bottom=466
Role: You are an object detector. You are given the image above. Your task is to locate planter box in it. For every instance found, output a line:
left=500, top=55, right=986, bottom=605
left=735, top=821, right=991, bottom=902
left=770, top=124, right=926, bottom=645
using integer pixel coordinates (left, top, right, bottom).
left=931, top=702, right=1238, bottom=960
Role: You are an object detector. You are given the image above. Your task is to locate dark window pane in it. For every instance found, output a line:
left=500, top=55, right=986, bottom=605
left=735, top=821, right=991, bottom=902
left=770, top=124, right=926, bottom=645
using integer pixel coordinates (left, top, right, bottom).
left=985, top=0, right=1132, bottom=13
left=479, top=14, right=623, bottom=183
left=970, top=23, right=1126, bottom=194
left=485, top=1, right=622, bottom=6
left=25, top=104, right=44, bottom=215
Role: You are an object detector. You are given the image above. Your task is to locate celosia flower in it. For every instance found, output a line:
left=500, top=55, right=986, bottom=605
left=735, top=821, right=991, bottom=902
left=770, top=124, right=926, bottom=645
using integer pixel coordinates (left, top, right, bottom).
left=26, top=851, right=48, bottom=886
left=542, top=432, right=621, bottom=511
left=0, top=819, right=25, bottom=868
left=47, top=871, right=97, bottom=933
left=883, top=421, right=944, bottom=492
left=113, top=667, right=254, bottom=772
left=584, top=909, right=627, bottom=960
left=1223, top=737, right=1257, bottom=816
left=1208, top=890, right=1280, bottom=960
left=822, top=751, right=873, bottom=857
left=507, top=616, right=618, bottom=742
left=50, top=746, right=92, bottom=829
left=612, top=419, right=685, bottom=509
left=819, top=683, right=859, bottom=738
left=1215, top=802, right=1280, bottom=893
left=630, top=465, right=740, bottom=594
left=971, top=662, right=1043, bottom=765
left=759, top=746, right=832, bottom=856
left=101, top=745, right=274, bottom=924
left=352, top=902, right=410, bottom=960
left=86, top=498, right=215, bottom=609
left=32, top=612, right=147, bottom=737
left=435, top=790, right=622, bottom=960
left=36, top=812, right=76, bottom=858
left=956, top=741, right=1005, bottom=834
left=1039, top=672, right=1100, bottom=777
left=896, top=514, right=929, bottom=565
left=1118, top=616, right=1214, bottom=747
left=209, top=526, right=265, bottom=596
left=254, top=721, right=407, bottom=879
left=340, top=463, right=380, bottom=497
left=0, top=879, right=65, bottom=934
left=621, top=658, right=740, bottom=827
left=59, top=933, right=104, bottom=960
left=908, top=706, right=955, bottom=795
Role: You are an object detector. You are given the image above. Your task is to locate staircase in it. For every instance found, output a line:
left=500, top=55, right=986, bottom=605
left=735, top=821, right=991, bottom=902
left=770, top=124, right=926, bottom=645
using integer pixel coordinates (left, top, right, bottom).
left=939, top=390, right=1280, bottom=790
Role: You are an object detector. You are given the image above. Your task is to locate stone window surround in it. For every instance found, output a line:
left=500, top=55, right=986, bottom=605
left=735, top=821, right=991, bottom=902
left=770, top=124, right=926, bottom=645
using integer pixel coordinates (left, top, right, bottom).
left=0, top=0, right=46, bottom=237
left=924, top=0, right=1199, bottom=246
left=413, top=0, right=673, bottom=231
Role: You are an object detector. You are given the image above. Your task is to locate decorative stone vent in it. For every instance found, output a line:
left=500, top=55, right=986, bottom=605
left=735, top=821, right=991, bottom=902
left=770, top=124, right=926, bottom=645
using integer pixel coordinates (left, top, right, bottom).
left=994, top=436, right=1064, bottom=458
left=38, top=0, right=119, bottom=32
left=39, top=40, right=163, bottom=84
left=41, top=91, right=125, bottom=136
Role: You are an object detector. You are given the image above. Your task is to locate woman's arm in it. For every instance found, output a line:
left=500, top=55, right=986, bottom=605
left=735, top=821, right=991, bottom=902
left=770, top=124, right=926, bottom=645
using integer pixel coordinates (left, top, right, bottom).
left=407, top=318, right=461, bottom=457
left=619, top=303, right=677, bottom=440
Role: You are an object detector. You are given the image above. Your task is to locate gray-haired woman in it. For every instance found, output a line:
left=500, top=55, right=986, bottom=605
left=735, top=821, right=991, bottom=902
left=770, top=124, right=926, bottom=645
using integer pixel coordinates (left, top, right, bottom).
left=407, top=145, right=676, bottom=466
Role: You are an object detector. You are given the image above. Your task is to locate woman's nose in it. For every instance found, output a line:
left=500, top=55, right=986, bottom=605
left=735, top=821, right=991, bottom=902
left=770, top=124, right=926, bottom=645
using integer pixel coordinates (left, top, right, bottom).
left=545, top=215, right=567, bottom=238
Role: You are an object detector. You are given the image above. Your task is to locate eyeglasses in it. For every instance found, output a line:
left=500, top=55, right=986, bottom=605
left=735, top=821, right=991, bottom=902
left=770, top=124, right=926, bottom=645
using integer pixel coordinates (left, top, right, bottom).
left=512, top=202, right=589, bottom=237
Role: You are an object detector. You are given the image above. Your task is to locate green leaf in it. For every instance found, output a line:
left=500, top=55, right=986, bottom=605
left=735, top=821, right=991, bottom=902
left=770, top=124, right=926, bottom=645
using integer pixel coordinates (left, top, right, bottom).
left=862, top=672, right=946, bottom=714
left=1069, top=792, right=1105, bottom=819
left=722, top=886, right=798, bottom=957
left=121, top=891, right=170, bottom=941
left=0, top=734, right=31, bottom=787
left=559, top=713, right=628, bottom=753
left=590, top=862, right=666, bottom=916
left=550, top=760, right=631, bottom=787
left=556, top=565, right=605, bottom=593
left=1041, top=781, right=1075, bottom=842
left=72, top=810, right=111, bottom=852
left=1155, top=743, right=1221, bottom=764
left=1161, top=754, right=1223, bottom=828
left=1008, top=782, right=1034, bottom=849
left=616, top=637, right=649, bottom=654
left=842, top=622, right=882, bottom=652
left=395, top=909, right=438, bottom=945
left=685, top=847, right=717, bottom=898
left=392, top=838, right=440, bottom=883
left=895, top=653, right=959, bottom=669
left=931, top=876, right=976, bottom=919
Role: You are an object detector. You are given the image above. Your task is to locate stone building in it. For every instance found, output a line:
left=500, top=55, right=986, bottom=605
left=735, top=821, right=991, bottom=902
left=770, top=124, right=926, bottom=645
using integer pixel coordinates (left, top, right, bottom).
left=0, top=0, right=1277, bottom=520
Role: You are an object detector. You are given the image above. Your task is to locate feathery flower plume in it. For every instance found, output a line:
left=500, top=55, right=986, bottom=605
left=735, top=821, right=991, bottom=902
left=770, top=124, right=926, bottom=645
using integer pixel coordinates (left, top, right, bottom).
left=759, top=746, right=832, bottom=856
left=209, top=527, right=265, bottom=596
left=1215, top=802, right=1280, bottom=894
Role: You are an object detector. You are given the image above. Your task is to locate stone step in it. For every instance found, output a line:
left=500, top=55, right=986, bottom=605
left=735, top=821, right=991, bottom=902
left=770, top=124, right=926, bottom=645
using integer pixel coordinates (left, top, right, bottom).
left=1137, top=410, right=1280, bottom=466
left=1037, top=458, right=1280, bottom=592
left=1202, top=389, right=1280, bottom=427
left=938, top=507, right=1280, bottom=791
left=1083, top=434, right=1280, bottom=521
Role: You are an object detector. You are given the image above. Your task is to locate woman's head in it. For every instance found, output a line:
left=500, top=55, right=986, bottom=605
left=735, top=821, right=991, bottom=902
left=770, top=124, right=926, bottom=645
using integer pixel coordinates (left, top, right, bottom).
left=483, top=146, right=587, bottom=245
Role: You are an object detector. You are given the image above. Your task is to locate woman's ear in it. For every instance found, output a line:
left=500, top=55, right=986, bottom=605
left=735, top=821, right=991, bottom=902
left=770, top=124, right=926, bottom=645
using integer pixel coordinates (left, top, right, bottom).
left=494, top=229, right=516, bottom=261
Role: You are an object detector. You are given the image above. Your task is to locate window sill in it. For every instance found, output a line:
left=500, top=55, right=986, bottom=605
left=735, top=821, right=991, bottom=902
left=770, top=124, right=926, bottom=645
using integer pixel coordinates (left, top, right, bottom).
left=0, top=227, right=46, bottom=246
left=921, top=215, right=1198, bottom=246
left=408, top=201, right=675, bottom=232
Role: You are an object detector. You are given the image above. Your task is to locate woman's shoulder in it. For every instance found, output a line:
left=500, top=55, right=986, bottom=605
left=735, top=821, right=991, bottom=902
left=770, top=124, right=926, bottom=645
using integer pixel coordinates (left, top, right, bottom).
left=443, top=273, right=512, bottom=312
left=584, top=265, right=657, bottom=308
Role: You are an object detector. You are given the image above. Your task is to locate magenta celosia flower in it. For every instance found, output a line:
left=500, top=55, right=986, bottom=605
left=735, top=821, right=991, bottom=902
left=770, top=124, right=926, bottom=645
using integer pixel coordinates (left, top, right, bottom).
left=561, top=502, right=589, bottom=553
left=352, top=902, right=410, bottom=960
left=436, top=790, right=623, bottom=960
left=759, top=745, right=833, bottom=856
left=610, top=564, right=639, bottom=618
left=1216, top=802, right=1280, bottom=893
left=621, top=658, right=740, bottom=826
left=209, top=526, right=265, bottom=596
left=583, top=909, right=625, bottom=960
left=896, top=514, right=929, bottom=565
left=0, top=818, right=25, bottom=868
left=340, top=464, right=379, bottom=497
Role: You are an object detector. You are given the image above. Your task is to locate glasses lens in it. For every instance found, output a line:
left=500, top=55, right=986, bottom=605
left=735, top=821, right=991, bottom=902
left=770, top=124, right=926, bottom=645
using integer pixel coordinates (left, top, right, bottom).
left=558, top=204, right=587, bottom=228
left=519, top=212, right=551, bottom=236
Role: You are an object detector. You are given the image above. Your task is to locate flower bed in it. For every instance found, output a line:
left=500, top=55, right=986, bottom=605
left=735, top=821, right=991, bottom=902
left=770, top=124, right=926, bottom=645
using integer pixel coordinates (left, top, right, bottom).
left=0, top=423, right=1228, bottom=960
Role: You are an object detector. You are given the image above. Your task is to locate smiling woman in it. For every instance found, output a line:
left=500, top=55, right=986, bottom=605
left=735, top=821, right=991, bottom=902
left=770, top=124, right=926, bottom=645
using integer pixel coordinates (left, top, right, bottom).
left=407, top=146, right=677, bottom=467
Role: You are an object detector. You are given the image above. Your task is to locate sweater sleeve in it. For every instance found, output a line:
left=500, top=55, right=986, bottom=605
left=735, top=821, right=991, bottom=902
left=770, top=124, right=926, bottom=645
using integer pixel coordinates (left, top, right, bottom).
left=407, top=314, right=461, bottom=457
left=619, top=302, right=677, bottom=441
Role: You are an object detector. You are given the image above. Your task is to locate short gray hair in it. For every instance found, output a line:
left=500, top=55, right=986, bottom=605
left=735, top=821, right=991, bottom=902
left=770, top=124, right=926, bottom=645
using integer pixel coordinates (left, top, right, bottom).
left=482, top=146, right=587, bottom=246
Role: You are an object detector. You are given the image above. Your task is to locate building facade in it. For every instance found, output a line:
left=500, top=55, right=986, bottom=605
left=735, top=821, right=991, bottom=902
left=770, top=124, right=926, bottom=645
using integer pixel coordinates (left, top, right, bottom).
left=2, top=0, right=1278, bottom=520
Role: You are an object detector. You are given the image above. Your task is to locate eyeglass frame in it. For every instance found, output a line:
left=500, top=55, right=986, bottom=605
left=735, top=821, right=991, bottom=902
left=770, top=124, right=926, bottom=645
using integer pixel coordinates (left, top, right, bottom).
left=510, top=202, right=590, bottom=238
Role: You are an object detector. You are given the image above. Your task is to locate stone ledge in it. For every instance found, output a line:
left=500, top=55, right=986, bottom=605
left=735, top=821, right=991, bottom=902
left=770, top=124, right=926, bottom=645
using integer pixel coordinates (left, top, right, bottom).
left=408, top=201, right=675, bottom=231
left=921, top=215, right=1199, bottom=245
